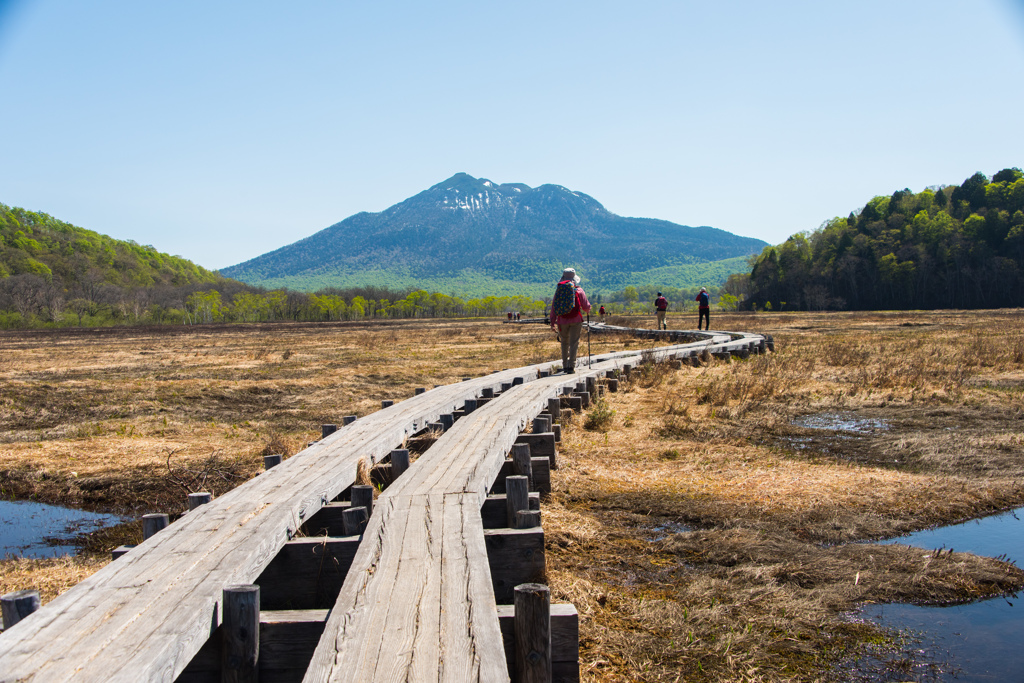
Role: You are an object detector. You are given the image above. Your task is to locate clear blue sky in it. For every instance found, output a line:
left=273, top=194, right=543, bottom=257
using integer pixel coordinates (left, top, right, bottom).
left=2, top=0, right=1023, bottom=270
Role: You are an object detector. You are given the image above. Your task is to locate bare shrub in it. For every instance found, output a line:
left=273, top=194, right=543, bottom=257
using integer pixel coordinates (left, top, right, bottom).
left=583, top=399, right=616, bottom=432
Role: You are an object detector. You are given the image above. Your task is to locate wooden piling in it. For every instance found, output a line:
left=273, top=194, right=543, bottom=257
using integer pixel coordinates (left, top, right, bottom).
left=506, top=476, right=530, bottom=528
left=342, top=506, right=368, bottom=536
left=512, top=377, right=525, bottom=386
left=188, top=492, right=212, bottom=511
left=515, top=510, right=541, bottom=529
left=585, top=376, right=597, bottom=397
left=607, top=378, right=618, bottom=392
left=514, top=583, right=552, bottom=683
left=390, top=449, right=411, bottom=478
left=502, top=382, right=513, bottom=393
left=547, top=397, right=561, bottom=422
left=381, top=399, right=394, bottom=408
left=221, top=584, right=260, bottom=683
left=142, top=513, right=169, bottom=540
left=464, top=399, right=478, bottom=414
left=532, top=415, right=551, bottom=435
left=440, top=413, right=455, bottom=431
left=350, top=485, right=374, bottom=518
left=482, top=387, right=495, bottom=399
left=321, top=424, right=337, bottom=438
left=512, top=443, right=533, bottom=490
left=263, top=454, right=282, bottom=470
left=1, top=590, right=40, bottom=630
left=342, top=415, right=357, bottom=426
left=415, top=387, right=426, bottom=395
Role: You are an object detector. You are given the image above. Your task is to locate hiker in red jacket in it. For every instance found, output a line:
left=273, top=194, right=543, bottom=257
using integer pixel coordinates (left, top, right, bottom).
left=550, top=267, right=592, bottom=374
left=599, top=305, right=606, bottom=322
left=654, top=292, right=669, bottom=330
left=695, top=287, right=710, bottom=330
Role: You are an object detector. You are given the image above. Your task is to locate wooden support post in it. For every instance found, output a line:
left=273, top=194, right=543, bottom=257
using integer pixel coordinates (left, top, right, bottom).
left=501, top=382, right=513, bottom=392
left=622, top=363, right=632, bottom=378
left=188, top=492, right=212, bottom=511
left=415, top=387, right=426, bottom=395
left=552, top=424, right=561, bottom=443
left=391, top=448, right=410, bottom=478
left=350, top=485, right=374, bottom=518
left=567, top=396, right=583, bottom=412
left=574, top=382, right=586, bottom=394
left=606, top=378, right=619, bottom=392
left=532, top=415, right=551, bottom=435
left=547, top=397, right=561, bottom=422
left=2, top=590, right=40, bottom=630
left=539, top=370, right=550, bottom=378
left=766, top=334, right=775, bottom=352
left=513, top=376, right=525, bottom=386
left=142, top=513, right=169, bottom=540
left=483, top=387, right=495, bottom=398
left=577, top=391, right=590, bottom=409
left=515, top=510, right=541, bottom=529
left=512, top=443, right=533, bottom=490
left=464, top=399, right=478, bottom=414
left=514, top=583, right=551, bottom=683
left=342, top=506, right=368, bottom=536
left=342, top=415, right=357, bottom=425
left=440, top=413, right=455, bottom=431
left=111, top=545, right=134, bottom=560
left=263, top=454, right=282, bottom=470
left=515, top=433, right=557, bottom=469
left=585, top=376, right=597, bottom=397
left=321, top=424, right=337, bottom=438
left=506, top=476, right=530, bottom=529
left=381, top=399, right=394, bottom=408
left=221, top=584, right=260, bottom=683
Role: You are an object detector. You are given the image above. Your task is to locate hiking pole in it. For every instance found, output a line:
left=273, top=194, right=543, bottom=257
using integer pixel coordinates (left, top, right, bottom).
left=587, top=312, right=592, bottom=367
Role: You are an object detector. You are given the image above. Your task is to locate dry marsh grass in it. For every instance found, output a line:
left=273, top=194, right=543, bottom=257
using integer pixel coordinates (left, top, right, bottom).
left=543, top=309, right=1024, bottom=681
left=4, top=312, right=1024, bottom=679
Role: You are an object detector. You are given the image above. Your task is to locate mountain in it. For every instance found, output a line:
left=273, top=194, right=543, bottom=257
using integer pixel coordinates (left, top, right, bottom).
left=222, top=173, right=767, bottom=296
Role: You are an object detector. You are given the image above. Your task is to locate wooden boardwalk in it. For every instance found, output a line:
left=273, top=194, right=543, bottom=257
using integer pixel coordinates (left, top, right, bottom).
left=0, top=326, right=768, bottom=682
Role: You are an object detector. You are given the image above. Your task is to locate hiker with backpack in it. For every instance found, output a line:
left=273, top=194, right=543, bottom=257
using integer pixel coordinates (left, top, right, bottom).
left=695, top=287, right=710, bottom=330
left=654, top=292, right=669, bottom=330
left=550, top=267, right=592, bottom=374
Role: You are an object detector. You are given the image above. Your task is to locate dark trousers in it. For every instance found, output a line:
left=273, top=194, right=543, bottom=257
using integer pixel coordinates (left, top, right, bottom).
left=698, top=308, right=709, bottom=330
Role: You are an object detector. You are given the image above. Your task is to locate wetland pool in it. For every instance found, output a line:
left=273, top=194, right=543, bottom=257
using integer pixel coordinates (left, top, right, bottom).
left=0, top=499, right=124, bottom=559
left=845, top=507, right=1024, bottom=682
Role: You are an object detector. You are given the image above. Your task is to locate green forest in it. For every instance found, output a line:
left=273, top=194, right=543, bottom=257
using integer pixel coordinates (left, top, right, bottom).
left=742, top=167, right=1024, bottom=311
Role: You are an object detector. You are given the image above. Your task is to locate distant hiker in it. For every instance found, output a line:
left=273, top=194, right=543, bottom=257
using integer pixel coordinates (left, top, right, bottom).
left=696, top=287, right=710, bottom=330
left=599, top=305, right=606, bottom=321
left=508, top=312, right=513, bottom=321
left=654, top=292, right=669, bottom=330
left=550, top=267, right=592, bottom=374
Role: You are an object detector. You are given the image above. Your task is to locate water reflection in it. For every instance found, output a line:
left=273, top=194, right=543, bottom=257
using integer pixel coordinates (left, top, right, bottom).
left=0, top=499, right=124, bottom=559
left=847, top=507, right=1024, bottom=682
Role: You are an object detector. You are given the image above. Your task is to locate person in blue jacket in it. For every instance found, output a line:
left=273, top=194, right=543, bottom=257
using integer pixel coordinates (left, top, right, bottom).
left=695, top=287, right=710, bottom=330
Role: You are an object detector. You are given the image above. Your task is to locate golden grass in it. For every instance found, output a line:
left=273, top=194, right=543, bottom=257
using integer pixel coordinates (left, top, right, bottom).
left=4, top=311, right=1024, bottom=679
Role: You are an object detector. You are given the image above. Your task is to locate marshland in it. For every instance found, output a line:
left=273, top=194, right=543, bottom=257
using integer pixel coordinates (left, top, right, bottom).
left=2, top=310, right=1024, bottom=681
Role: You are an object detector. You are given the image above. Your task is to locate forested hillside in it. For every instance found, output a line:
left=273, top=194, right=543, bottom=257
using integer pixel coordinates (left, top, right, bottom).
left=0, top=202, right=224, bottom=325
left=745, top=168, right=1024, bottom=310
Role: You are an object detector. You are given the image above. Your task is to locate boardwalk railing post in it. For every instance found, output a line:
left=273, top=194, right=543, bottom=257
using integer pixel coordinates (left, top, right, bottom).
left=222, top=584, right=259, bottom=683
left=1, top=590, right=40, bottom=630
left=514, top=583, right=551, bottom=683
left=351, top=485, right=374, bottom=518
left=188, top=492, right=212, bottom=511
left=512, top=443, right=533, bottom=491
left=142, top=513, right=169, bottom=540
left=263, top=454, right=282, bottom=470
left=506, top=475, right=530, bottom=529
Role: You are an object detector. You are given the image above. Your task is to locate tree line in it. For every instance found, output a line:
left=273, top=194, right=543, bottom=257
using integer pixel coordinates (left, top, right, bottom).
left=739, top=167, right=1024, bottom=311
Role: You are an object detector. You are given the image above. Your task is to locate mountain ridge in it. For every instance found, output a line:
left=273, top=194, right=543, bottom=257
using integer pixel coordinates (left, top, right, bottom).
left=222, top=173, right=766, bottom=293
